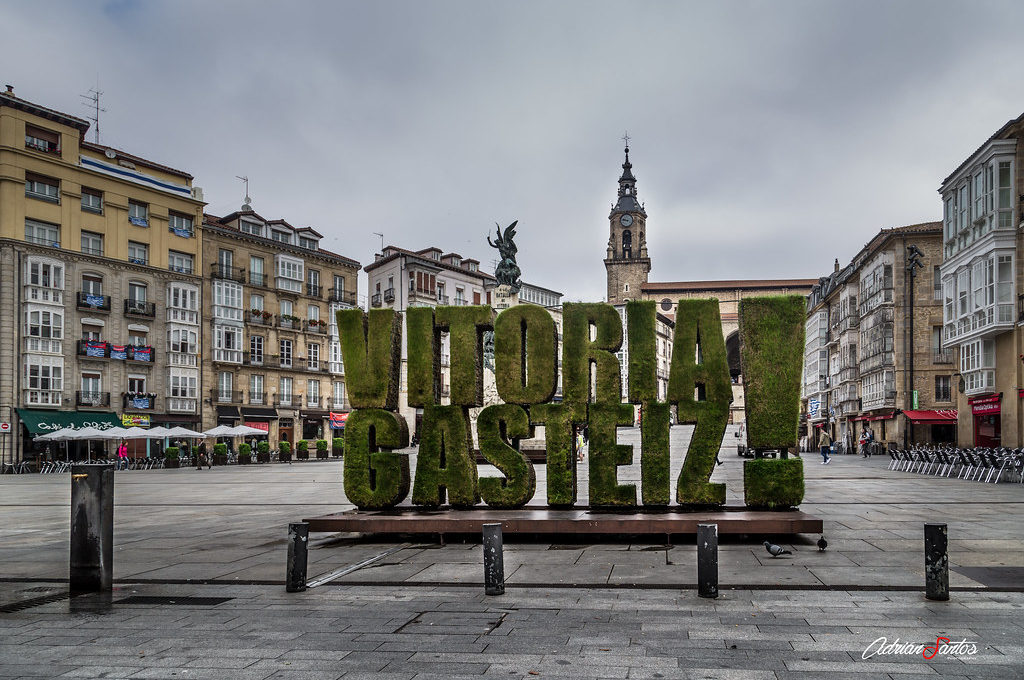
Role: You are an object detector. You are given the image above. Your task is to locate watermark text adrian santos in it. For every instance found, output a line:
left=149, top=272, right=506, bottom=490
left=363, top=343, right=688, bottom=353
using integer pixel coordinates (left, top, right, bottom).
left=863, top=636, right=978, bottom=660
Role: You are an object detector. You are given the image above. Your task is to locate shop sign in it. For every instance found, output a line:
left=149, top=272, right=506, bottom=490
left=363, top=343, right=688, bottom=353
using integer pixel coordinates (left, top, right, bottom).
left=243, top=421, right=269, bottom=432
left=969, top=394, right=1002, bottom=415
left=121, top=414, right=151, bottom=427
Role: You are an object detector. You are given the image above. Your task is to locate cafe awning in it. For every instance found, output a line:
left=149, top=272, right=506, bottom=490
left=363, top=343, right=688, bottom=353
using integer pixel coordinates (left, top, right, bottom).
left=901, top=409, right=958, bottom=425
left=850, top=410, right=895, bottom=422
left=240, top=407, right=277, bottom=418
left=16, top=409, right=121, bottom=435
left=216, top=406, right=240, bottom=417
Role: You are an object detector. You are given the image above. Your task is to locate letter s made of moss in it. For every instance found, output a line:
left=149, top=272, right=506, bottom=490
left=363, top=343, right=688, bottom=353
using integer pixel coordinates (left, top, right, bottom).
left=477, top=404, right=536, bottom=508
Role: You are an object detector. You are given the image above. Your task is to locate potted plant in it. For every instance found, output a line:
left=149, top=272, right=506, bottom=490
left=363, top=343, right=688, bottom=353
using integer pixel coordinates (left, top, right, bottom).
left=279, top=441, right=292, bottom=462
left=213, top=443, right=228, bottom=466
left=238, top=442, right=252, bottom=465
left=164, top=446, right=180, bottom=469
left=332, top=437, right=344, bottom=458
left=257, top=440, right=270, bottom=464
left=315, top=439, right=328, bottom=459
left=296, top=439, right=309, bottom=460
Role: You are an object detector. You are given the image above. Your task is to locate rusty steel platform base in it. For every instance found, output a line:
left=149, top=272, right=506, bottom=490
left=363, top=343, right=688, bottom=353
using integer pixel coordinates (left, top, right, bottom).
left=302, top=507, right=823, bottom=537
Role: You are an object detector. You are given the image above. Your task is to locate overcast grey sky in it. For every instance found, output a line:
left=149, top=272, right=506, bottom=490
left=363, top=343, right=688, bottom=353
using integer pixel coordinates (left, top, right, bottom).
left=4, top=0, right=1024, bottom=302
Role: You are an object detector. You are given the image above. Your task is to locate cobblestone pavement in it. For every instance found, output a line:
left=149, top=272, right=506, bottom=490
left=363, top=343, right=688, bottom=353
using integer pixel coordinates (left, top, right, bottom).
left=1, top=426, right=1023, bottom=676
left=1, top=583, right=1022, bottom=679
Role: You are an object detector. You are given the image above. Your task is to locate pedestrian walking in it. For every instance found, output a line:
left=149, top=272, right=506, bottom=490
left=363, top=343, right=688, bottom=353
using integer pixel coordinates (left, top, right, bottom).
left=819, top=430, right=832, bottom=465
left=117, top=440, right=128, bottom=470
left=860, top=424, right=874, bottom=458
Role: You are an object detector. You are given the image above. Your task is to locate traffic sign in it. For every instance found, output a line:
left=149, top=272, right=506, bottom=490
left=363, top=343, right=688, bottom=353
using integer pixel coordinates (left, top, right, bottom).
left=0, top=422, right=10, bottom=434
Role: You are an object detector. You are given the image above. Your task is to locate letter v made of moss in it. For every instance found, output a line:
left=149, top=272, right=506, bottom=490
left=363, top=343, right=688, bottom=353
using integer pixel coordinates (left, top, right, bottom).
left=335, top=308, right=402, bottom=410
left=343, top=409, right=411, bottom=509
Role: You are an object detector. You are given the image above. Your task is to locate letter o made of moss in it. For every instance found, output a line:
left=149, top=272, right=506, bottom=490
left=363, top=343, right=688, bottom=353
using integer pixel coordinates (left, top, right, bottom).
left=494, top=305, right=557, bottom=405
left=477, top=404, right=536, bottom=508
left=343, top=408, right=411, bottom=509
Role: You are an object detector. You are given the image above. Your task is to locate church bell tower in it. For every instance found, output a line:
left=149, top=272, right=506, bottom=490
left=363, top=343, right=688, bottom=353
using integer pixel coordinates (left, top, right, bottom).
left=605, top=140, right=650, bottom=303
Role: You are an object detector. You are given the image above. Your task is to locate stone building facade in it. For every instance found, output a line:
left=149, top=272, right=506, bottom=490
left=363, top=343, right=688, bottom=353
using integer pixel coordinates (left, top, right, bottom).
left=0, top=88, right=204, bottom=463
left=200, top=207, right=360, bottom=447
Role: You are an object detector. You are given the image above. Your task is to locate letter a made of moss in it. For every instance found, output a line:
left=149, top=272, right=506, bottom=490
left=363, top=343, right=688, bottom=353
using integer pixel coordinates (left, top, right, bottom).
left=477, top=404, right=536, bottom=508
left=668, top=299, right=730, bottom=507
left=530, top=403, right=576, bottom=507
left=343, top=409, right=411, bottom=509
left=562, top=303, right=623, bottom=420
left=406, top=306, right=440, bottom=408
left=494, top=305, right=557, bottom=405
left=335, top=309, right=402, bottom=410
left=411, top=405, right=479, bottom=508
left=434, top=306, right=494, bottom=407
left=739, top=295, right=805, bottom=451
left=588, top=402, right=638, bottom=507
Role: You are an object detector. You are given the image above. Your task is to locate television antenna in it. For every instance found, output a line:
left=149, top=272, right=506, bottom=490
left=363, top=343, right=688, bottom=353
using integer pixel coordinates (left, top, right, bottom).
left=373, top=232, right=384, bottom=252
left=236, top=175, right=251, bottom=209
left=80, top=86, right=106, bottom=144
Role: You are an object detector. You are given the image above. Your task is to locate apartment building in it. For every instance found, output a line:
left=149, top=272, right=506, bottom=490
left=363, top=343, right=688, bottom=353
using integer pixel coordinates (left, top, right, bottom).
left=0, top=88, right=205, bottom=463
left=803, top=223, right=952, bottom=451
left=201, top=206, right=360, bottom=446
left=939, top=113, right=1024, bottom=447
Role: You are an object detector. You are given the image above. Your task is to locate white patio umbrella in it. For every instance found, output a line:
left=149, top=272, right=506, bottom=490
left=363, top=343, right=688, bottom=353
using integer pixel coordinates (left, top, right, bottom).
left=202, top=425, right=234, bottom=437
left=226, top=425, right=267, bottom=437
left=120, top=426, right=153, bottom=438
left=146, top=426, right=173, bottom=438
left=35, top=427, right=77, bottom=441
left=67, top=426, right=110, bottom=462
left=100, top=426, right=131, bottom=439
left=164, top=426, right=207, bottom=438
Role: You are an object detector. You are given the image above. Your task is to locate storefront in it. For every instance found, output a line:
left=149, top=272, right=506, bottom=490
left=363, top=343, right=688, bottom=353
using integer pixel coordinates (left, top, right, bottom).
left=16, top=409, right=121, bottom=463
left=216, top=405, right=240, bottom=426
left=900, top=409, right=957, bottom=444
left=301, top=410, right=328, bottom=441
left=240, top=407, right=276, bottom=444
left=850, top=410, right=895, bottom=446
left=969, top=394, right=1002, bottom=448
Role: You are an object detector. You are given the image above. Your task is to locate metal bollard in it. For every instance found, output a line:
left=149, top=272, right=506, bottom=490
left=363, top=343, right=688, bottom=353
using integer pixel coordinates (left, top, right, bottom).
left=924, top=523, right=949, bottom=601
left=286, top=522, right=309, bottom=592
left=70, top=464, right=115, bottom=593
left=482, top=523, right=504, bottom=596
left=697, top=523, right=718, bottom=598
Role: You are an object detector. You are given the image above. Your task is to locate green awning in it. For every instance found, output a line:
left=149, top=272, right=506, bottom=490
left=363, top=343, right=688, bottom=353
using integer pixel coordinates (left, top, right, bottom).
left=16, top=409, right=121, bottom=435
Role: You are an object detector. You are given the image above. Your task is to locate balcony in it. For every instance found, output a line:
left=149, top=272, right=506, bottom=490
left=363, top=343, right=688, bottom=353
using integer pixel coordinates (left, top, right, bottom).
left=210, top=389, right=243, bottom=404
left=210, top=263, right=246, bottom=283
left=245, top=352, right=265, bottom=367
left=168, top=263, right=193, bottom=275
left=437, top=294, right=450, bottom=305
left=76, top=391, right=109, bottom=408
left=306, top=283, right=322, bottom=298
left=248, top=392, right=268, bottom=405
left=304, top=319, right=327, bottom=335
left=370, top=293, right=382, bottom=308
left=934, top=348, right=953, bottom=364
left=306, top=394, right=323, bottom=408
left=247, top=310, right=274, bottom=326
left=25, top=136, right=60, bottom=154
left=331, top=399, right=349, bottom=410
left=383, top=287, right=395, bottom=303
left=275, top=355, right=295, bottom=370
left=78, top=340, right=109, bottom=359
left=123, top=392, right=157, bottom=410
left=166, top=397, right=197, bottom=413
left=126, top=345, right=155, bottom=363
left=328, top=288, right=357, bottom=306
left=277, top=315, right=299, bottom=330
left=77, top=291, right=110, bottom=311
left=274, top=396, right=295, bottom=408
left=124, top=299, right=156, bottom=317
left=23, top=389, right=62, bottom=407
left=249, top=271, right=268, bottom=287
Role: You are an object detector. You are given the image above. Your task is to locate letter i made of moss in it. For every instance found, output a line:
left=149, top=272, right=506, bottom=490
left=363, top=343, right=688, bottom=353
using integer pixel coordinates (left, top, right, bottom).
left=494, top=305, right=558, bottom=405
left=626, top=300, right=657, bottom=403
left=411, top=404, right=479, bottom=508
left=640, top=401, right=672, bottom=506
left=335, top=308, right=402, bottom=409
left=668, top=299, right=730, bottom=507
left=477, top=404, right=536, bottom=508
left=588, top=402, right=638, bottom=507
left=434, top=305, right=494, bottom=407
left=530, top=403, right=577, bottom=507
left=561, top=303, right=622, bottom=420
left=406, top=306, right=440, bottom=408
left=739, top=295, right=805, bottom=452
left=343, top=409, right=411, bottom=509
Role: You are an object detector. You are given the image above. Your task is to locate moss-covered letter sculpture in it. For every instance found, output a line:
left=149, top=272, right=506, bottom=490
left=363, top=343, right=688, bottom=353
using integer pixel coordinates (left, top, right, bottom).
left=627, top=301, right=671, bottom=506
left=477, top=404, right=536, bottom=508
left=412, top=404, right=479, bottom=508
left=343, top=409, right=411, bottom=509
left=494, top=305, right=558, bottom=405
left=335, top=308, right=402, bottom=410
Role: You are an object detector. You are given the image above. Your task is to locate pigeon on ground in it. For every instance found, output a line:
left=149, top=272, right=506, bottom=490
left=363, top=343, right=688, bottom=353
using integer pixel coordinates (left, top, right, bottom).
left=817, top=536, right=828, bottom=552
left=763, top=541, right=792, bottom=557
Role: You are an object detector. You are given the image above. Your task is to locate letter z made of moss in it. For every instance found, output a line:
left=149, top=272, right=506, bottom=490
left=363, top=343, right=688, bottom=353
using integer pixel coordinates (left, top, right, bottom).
left=343, top=409, right=411, bottom=509
left=335, top=309, right=402, bottom=409
left=477, top=404, right=536, bottom=508
left=494, top=305, right=557, bottom=405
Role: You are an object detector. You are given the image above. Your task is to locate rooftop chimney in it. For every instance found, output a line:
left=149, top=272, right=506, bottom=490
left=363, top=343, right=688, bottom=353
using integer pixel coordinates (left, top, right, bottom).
left=5, top=85, right=13, bottom=94
left=834, top=258, right=840, bottom=273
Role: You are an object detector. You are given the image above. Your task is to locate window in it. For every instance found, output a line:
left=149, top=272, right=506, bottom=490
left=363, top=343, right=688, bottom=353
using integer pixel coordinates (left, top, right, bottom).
left=127, top=376, right=147, bottom=394
left=308, top=268, right=320, bottom=289
left=25, top=308, right=63, bottom=340
left=168, top=212, right=193, bottom=235
left=129, top=332, right=147, bottom=347
left=280, top=339, right=293, bottom=368
left=128, top=242, right=148, bottom=265
left=251, top=294, right=264, bottom=312
left=279, top=377, right=293, bottom=403
left=169, top=370, right=198, bottom=399
left=217, top=372, right=233, bottom=399
left=275, top=255, right=303, bottom=292
left=250, top=374, right=264, bottom=403
left=81, top=373, right=102, bottom=400
left=25, top=124, right=59, bottom=154
left=81, top=189, right=103, bottom=213
left=333, top=275, right=344, bottom=294
left=168, top=251, right=193, bottom=274
left=25, top=219, right=59, bottom=247
left=308, top=343, right=320, bottom=370
left=128, top=201, right=148, bottom=227
left=271, top=230, right=291, bottom=244
left=308, top=305, right=320, bottom=321
left=80, top=231, right=103, bottom=256
left=307, top=379, right=320, bottom=407
left=332, top=381, right=346, bottom=407
left=250, top=335, right=264, bottom=362
left=213, top=325, right=242, bottom=363
left=167, top=284, right=199, bottom=324
left=168, top=327, right=197, bottom=354
left=933, top=265, right=942, bottom=300
left=935, top=376, right=951, bottom=402
left=81, top=274, right=102, bottom=296
left=25, top=173, right=58, bottom=202
left=128, top=281, right=147, bottom=302
left=82, top=325, right=101, bottom=341
left=213, top=280, right=243, bottom=321
left=299, top=237, right=317, bottom=250
left=250, top=256, right=265, bottom=286
left=280, top=299, right=293, bottom=317
left=240, top=220, right=263, bottom=237
left=25, top=356, right=62, bottom=404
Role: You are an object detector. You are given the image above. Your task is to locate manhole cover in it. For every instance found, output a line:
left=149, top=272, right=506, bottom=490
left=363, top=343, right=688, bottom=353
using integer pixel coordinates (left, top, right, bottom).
left=0, top=592, right=72, bottom=613
left=115, top=596, right=233, bottom=606
left=952, top=566, right=1024, bottom=589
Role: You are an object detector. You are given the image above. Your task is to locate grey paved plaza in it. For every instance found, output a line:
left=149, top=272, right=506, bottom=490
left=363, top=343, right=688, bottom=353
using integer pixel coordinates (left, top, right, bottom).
left=1, top=425, right=1023, bottom=678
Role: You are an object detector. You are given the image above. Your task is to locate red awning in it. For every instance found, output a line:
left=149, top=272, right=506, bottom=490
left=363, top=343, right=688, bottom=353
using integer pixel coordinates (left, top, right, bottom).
left=901, top=409, right=957, bottom=424
left=850, top=410, right=895, bottom=422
